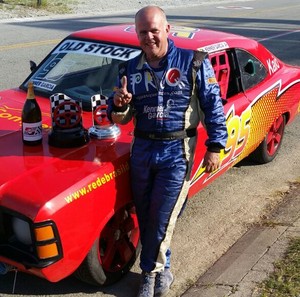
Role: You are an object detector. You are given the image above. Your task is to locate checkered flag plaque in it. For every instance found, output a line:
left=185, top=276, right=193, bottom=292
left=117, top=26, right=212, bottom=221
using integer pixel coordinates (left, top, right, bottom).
left=91, top=94, right=110, bottom=126
left=50, top=93, right=82, bottom=129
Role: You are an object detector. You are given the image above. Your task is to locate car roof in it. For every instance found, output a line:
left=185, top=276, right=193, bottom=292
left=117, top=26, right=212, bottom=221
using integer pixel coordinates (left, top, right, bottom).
left=70, top=23, right=258, bottom=53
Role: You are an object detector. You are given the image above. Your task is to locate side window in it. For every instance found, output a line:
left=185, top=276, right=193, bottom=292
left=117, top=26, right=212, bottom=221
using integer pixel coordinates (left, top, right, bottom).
left=235, top=49, right=267, bottom=91
left=209, top=50, right=241, bottom=101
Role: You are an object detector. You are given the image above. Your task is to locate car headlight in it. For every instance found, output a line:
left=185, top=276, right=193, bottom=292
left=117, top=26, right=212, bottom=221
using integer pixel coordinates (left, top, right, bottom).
left=12, top=217, right=32, bottom=245
left=11, top=217, right=61, bottom=260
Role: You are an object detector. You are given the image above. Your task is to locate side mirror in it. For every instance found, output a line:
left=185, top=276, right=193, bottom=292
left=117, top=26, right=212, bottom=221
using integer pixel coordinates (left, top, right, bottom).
left=30, top=60, right=37, bottom=72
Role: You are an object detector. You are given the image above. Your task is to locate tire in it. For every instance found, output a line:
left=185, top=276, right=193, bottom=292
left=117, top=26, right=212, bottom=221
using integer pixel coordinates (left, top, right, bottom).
left=74, top=203, right=141, bottom=286
left=250, top=114, right=286, bottom=164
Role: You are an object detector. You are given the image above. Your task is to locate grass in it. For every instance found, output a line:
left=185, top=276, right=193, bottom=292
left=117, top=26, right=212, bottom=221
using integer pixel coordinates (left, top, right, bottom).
left=257, top=237, right=300, bottom=297
left=0, top=0, right=76, bottom=14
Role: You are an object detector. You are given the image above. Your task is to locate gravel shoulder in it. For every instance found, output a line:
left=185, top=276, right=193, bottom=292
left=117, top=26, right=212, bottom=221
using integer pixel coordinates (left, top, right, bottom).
left=0, top=0, right=230, bottom=20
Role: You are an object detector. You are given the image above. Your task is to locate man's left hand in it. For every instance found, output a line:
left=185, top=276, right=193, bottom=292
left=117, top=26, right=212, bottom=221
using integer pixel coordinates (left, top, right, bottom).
left=203, top=151, right=221, bottom=173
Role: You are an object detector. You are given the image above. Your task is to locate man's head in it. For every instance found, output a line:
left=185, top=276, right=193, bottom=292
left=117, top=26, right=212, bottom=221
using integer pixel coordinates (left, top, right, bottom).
left=135, top=6, right=170, bottom=63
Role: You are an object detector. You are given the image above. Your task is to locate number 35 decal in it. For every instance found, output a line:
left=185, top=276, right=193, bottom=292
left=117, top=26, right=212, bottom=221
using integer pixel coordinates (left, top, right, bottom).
left=192, top=104, right=252, bottom=185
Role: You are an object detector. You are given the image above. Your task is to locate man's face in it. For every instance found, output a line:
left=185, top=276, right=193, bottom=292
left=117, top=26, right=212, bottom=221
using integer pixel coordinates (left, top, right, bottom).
left=135, top=10, right=170, bottom=62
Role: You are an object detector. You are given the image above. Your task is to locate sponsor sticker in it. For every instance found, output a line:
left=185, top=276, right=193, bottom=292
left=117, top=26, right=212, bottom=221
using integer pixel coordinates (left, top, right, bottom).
left=198, top=42, right=229, bottom=53
left=207, top=77, right=217, bottom=84
left=33, top=79, right=56, bottom=91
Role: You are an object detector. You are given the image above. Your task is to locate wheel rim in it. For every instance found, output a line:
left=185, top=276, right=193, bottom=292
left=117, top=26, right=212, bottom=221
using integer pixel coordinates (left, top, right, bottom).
left=99, top=205, right=139, bottom=273
left=266, top=115, right=284, bottom=156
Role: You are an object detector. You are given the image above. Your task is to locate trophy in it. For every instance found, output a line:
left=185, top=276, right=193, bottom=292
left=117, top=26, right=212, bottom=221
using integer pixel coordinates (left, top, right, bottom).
left=88, top=94, right=120, bottom=140
left=48, top=93, right=89, bottom=148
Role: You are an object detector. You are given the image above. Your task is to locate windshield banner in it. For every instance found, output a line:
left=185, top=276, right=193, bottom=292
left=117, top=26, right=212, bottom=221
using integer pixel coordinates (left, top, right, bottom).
left=53, top=39, right=141, bottom=61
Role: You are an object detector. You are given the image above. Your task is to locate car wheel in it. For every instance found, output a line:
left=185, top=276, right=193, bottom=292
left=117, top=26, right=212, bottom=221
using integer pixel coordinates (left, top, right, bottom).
left=75, top=203, right=140, bottom=286
left=250, top=114, right=286, bottom=164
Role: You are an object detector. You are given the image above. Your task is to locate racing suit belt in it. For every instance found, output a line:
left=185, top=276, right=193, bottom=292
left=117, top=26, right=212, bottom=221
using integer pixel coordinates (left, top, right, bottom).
left=134, top=128, right=196, bottom=140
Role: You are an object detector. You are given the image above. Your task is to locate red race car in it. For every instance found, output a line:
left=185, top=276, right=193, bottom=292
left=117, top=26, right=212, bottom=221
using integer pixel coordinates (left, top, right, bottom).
left=0, top=24, right=299, bottom=286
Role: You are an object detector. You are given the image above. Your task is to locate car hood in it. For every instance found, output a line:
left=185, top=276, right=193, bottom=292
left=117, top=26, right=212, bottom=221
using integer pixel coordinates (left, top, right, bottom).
left=0, top=88, right=131, bottom=220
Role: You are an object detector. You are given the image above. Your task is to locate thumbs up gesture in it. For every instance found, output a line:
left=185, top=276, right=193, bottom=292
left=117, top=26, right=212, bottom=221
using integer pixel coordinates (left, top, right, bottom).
left=113, top=76, right=133, bottom=107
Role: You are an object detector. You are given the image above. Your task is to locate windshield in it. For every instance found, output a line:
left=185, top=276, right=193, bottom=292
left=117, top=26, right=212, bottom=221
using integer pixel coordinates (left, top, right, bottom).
left=24, top=39, right=141, bottom=110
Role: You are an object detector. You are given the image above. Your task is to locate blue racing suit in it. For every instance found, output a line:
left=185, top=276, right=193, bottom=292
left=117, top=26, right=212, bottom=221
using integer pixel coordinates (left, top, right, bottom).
left=108, top=39, right=228, bottom=273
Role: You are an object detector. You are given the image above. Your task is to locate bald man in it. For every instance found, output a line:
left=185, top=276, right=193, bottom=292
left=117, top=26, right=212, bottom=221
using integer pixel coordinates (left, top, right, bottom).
left=108, top=6, right=228, bottom=297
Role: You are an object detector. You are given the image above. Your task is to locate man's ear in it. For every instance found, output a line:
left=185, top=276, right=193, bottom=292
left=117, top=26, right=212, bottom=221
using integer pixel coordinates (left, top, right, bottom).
left=166, top=23, right=171, bottom=34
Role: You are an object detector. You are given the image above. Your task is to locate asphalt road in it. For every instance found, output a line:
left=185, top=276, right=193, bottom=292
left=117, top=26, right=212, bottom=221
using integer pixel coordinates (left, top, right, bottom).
left=0, top=0, right=300, bottom=296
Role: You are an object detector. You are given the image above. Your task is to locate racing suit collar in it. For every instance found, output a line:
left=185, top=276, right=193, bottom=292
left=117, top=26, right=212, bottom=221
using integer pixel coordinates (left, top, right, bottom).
left=136, top=39, right=175, bottom=70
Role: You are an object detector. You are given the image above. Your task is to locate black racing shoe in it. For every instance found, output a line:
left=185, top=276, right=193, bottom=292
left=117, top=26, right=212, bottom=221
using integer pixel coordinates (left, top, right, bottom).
left=137, top=271, right=156, bottom=297
left=154, top=269, right=174, bottom=297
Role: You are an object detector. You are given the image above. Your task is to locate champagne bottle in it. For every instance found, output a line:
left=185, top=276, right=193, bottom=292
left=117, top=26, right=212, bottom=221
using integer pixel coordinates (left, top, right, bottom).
left=22, top=81, right=42, bottom=145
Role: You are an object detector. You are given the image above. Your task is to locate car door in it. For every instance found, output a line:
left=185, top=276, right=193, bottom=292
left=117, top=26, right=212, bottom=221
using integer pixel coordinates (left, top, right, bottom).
left=189, top=48, right=253, bottom=196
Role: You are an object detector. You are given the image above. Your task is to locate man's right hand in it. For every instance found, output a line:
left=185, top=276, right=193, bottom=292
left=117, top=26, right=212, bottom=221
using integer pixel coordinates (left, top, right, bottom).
left=113, top=76, right=133, bottom=107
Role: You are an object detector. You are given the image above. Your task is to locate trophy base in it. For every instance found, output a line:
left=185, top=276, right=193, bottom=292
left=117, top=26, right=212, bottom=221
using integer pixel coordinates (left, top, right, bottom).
left=88, top=124, right=121, bottom=140
left=48, top=127, right=90, bottom=148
